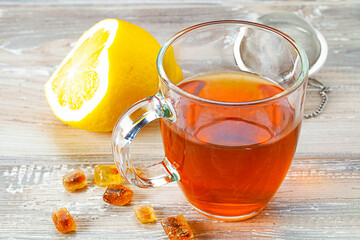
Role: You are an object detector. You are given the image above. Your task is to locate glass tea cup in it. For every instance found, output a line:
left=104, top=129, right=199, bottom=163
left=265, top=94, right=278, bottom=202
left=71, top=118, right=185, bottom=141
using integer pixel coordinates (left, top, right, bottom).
left=112, top=20, right=308, bottom=221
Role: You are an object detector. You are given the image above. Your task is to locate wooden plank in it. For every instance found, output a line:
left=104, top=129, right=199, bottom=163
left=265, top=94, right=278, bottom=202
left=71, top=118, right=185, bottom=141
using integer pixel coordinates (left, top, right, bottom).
left=0, top=3, right=359, bottom=47
left=1, top=85, right=360, bottom=158
left=0, top=157, right=359, bottom=239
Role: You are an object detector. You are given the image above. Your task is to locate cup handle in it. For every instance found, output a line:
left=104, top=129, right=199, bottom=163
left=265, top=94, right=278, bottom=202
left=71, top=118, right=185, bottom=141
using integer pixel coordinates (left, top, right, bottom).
left=112, top=93, right=180, bottom=188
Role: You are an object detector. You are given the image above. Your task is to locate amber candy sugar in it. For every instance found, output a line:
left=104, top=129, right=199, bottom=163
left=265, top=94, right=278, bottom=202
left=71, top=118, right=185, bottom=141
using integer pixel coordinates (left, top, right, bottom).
left=103, top=184, right=134, bottom=206
left=52, top=208, right=76, bottom=233
left=133, top=204, right=157, bottom=223
left=161, top=215, right=194, bottom=240
left=62, top=168, right=87, bottom=191
left=94, top=165, right=121, bottom=187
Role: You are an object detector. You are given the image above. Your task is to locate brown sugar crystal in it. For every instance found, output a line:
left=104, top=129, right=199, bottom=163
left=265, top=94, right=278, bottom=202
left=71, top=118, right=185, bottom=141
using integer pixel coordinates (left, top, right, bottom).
left=103, top=184, right=133, bottom=206
left=94, top=165, right=122, bottom=187
left=62, top=168, right=87, bottom=192
left=133, top=204, right=157, bottom=223
left=52, top=208, right=76, bottom=233
left=161, top=215, right=194, bottom=240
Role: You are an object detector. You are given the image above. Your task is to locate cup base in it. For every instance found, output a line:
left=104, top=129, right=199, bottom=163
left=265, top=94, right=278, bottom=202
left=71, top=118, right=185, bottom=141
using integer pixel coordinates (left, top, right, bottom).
left=191, top=204, right=265, bottom=221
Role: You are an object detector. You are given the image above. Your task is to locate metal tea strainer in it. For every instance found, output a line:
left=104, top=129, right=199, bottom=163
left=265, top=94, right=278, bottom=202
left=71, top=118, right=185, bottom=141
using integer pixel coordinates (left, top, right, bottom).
left=234, top=11, right=330, bottom=118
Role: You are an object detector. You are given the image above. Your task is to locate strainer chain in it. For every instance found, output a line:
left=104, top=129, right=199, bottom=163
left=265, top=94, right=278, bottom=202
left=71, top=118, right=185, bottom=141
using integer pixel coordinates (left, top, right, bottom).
left=304, top=77, right=331, bottom=119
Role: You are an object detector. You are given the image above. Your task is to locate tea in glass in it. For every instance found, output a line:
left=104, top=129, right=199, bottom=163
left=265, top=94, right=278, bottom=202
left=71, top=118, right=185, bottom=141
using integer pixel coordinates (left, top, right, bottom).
left=160, top=71, right=300, bottom=219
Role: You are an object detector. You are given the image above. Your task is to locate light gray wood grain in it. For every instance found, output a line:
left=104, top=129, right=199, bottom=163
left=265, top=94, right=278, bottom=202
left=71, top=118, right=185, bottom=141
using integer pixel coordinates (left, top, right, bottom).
left=0, top=1, right=359, bottom=239
left=1, top=157, right=359, bottom=239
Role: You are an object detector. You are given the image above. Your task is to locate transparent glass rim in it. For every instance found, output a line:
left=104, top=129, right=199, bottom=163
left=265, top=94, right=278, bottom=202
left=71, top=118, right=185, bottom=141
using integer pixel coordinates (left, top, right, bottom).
left=156, top=20, right=309, bottom=107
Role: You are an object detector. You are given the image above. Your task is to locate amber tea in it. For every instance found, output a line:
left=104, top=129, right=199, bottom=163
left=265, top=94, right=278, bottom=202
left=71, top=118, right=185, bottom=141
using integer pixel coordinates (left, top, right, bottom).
left=160, top=72, right=301, bottom=219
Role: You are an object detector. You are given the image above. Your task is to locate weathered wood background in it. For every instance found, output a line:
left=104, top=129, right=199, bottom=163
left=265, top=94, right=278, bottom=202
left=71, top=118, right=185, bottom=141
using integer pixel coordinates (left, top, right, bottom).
left=0, top=0, right=359, bottom=239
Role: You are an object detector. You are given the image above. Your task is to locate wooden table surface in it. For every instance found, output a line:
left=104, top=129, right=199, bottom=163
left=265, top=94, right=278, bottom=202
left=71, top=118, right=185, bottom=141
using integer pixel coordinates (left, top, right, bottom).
left=1, top=0, right=359, bottom=239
